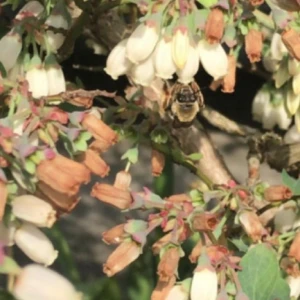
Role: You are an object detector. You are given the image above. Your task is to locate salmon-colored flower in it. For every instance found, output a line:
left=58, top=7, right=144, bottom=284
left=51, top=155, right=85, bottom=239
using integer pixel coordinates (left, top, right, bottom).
left=264, top=185, right=292, bottom=202
left=151, top=149, right=165, bottom=177
left=82, top=114, right=118, bottom=145
left=103, top=241, right=141, bottom=276
left=151, top=276, right=176, bottom=300
left=205, top=8, right=225, bottom=44
left=239, top=210, right=267, bottom=242
left=191, top=212, right=218, bottom=231
left=89, top=138, right=111, bottom=153
left=113, top=171, right=132, bottom=191
left=102, top=224, right=126, bottom=245
left=37, top=155, right=91, bottom=196
left=68, top=96, right=93, bottom=108
left=0, top=180, right=7, bottom=221
left=245, top=29, right=263, bottom=63
left=77, top=149, right=110, bottom=178
left=46, top=123, right=59, bottom=143
left=282, top=29, right=300, bottom=61
left=189, top=241, right=202, bottom=263
left=0, top=157, right=8, bottom=168
left=289, top=232, right=300, bottom=262
left=152, top=233, right=172, bottom=255
left=222, top=55, right=236, bottom=93
left=91, top=183, right=132, bottom=210
left=249, top=0, right=264, bottom=6
left=157, top=247, right=180, bottom=282
left=36, top=182, right=80, bottom=215
left=166, top=194, right=192, bottom=203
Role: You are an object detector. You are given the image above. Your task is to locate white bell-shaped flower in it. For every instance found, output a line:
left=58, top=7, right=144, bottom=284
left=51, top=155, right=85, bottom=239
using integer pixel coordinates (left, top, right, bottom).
left=153, top=36, right=176, bottom=79
left=166, top=285, right=188, bottom=300
left=177, top=44, right=200, bottom=84
left=274, top=102, right=292, bottom=130
left=288, top=58, right=300, bottom=76
left=25, top=56, right=48, bottom=98
left=252, top=88, right=270, bottom=123
left=0, top=31, right=22, bottom=72
left=12, top=195, right=56, bottom=228
left=0, top=222, right=16, bottom=246
left=46, top=63, right=66, bottom=95
left=286, top=89, right=300, bottom=115
left=287, top=276, right=300, bottom=299
left=293, top=73, right=300, bottom=95
left=13, top=264, right=82, bottom=300
left=104, top=38, right=132, bottom=80
left=15, top=1, right=44, bottom=20
left=8, top=59, right=24, bottom=82
left=262, top=55, right=279, bottom=73
left=14, top=223, right=58, bottom=266
left=126, top=21, right=159, bottom=64
left=191, top=267, right=218, bottom=300
left=270, top=32, right=288, bottom=61
left=171, top=26, right=190, bottom=69
left=45, top=14, right=69, bottom=52
left=274, top=206, right=297, bottom=233
left=198, top=40, right=228, bottom=80
left=261, top=101, right=276, bottom=130
left=129, top=53, right=155, bottom=86
left=284, top=124, right=300, bottom=144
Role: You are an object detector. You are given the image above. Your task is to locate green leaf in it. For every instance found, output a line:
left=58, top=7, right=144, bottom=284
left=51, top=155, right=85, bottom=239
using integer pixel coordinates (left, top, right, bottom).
left=238, top=244, right=290, bottom=300
left=197, top=0, right=217, bottom=8
left=121, top=147, right=139, bottom=164
left=73, top=138, right=88, bottom=152
left=187, top=153, right=203, bottom=161
left=282, top=169, right=300, bottom=195
left=24, top=159, right=36, bottom=175
left=0, top=256, right=21, bottom=275
left=229, top=238, right=249, bottom=253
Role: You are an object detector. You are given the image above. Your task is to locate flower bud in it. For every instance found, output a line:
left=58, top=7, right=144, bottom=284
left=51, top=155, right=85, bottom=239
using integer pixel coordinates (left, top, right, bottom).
left=0, top=31, right=22, bottom=72
left=239, top=210, right=266, bottom=242
left=77, top=149, right=110, bottom=178
left=198, top=40, right=228, bottom=80
left=104, top=38, right=132, bottom=80
left=154, top=36, right=176, bottom=79
left=91, top=183, right=132, bottom=209
left=157, top=247, right=180, bottom=282
left=126, top=21, right=159, bottom=64
left=264, top=185, right=292, bottom=202
left=287, top=275, right=300, bottom=299
left=222, top=55, right=236, bottom=93
left=26, top=64, right=49, bottom=98
left=12, top=195, right=57, bottom=228
left=129, top=52, right=156, bottom=86
left=103, top=241, right=141, bottom=276
left=102, top=224, right=126, bottom=244
left=14, top=223, right=58, bottom=266
left=289, top=232, right=300, bottom=261
left=151, top=149, right=165, bottom=177
left=46, top=63, right=66, bottom=96
left=245, top=29, right=263, bottom=63
left=113, top=171, right=132, bottom=190
left=191, top=266, right=218, bottom=300
left=172, top=26, right=190, bottom=69
left=205, top=8, right=225, bottom=44
left=13, top=264, right=82, bottom=300
left=282, top=29, right=300, bottom=61
left=177, top=44, right=200, bottom=84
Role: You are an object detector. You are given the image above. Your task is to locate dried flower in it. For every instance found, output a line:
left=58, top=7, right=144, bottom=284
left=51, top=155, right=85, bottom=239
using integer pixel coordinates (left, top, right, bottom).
left=154, top=36, right=176, bottom=79
left=0, top=180, right=7, bottom=221
left=245, top=29, right=263, bottom=63
left=13, top=264, right=82, bottom=300
left=172, top=26, right=190, bottom=69
left=113, top=171, right=132, bottom=190
left=282, top=29, right=300, bottom=61
left=239, top=210, right=266, bottom=242
left=126, top=21, right=159, bottom=64
left=14, top=223, right=58, bottom=266
left=264, top=185, right=292, bottom=202
left=103, top=241, right=141, bottom=276
left=151, top=276, right=176, bottom=300
left=189, top=241, right=202, bottom=263
left=222, top=55, right=236, bottom=93
left=102, top=224, right=126, bottom=245
left=12, top=195, right=56, bottom=228
left=205, top=8, right=225, bottom=44
left=91, top=183, right=132, bottom=209
left=104, top=38, right=132, bottom=80
left=191, top=265, right=218, bottom=300
left=157, top=247, right=180, bottom=282
left=82, top=114, right=118, bottom=145
left=191, top=212, right=218, bottom=231
left=151, top=150, right=165, bottom=177
left=78, top=149, right=110, bottom=178
left=289, top=232, right=300, bottom=261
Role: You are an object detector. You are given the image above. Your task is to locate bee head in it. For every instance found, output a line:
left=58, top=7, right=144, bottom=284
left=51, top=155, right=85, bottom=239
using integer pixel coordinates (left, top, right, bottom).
left=176, top=86, right=198, bottom=103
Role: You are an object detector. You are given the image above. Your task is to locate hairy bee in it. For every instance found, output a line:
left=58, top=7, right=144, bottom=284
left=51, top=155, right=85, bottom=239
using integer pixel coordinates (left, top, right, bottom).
left=163, top=81, right=204, bottom=128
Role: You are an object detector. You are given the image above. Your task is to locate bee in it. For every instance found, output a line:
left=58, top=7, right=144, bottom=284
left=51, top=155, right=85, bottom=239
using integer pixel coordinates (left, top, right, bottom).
left=163, top=81, right=204, bottom=128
